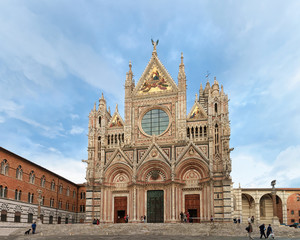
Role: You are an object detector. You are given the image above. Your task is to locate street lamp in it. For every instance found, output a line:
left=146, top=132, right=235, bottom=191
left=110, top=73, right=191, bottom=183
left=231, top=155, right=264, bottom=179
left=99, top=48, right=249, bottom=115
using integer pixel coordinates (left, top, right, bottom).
left=271, top=180, right=279, bottom=225
left=37, top=189, right=42, bottom=224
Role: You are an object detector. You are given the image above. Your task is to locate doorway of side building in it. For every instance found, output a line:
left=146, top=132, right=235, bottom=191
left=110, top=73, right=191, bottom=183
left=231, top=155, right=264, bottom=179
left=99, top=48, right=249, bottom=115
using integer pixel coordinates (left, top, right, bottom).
left=147, top=190, right=164, bottom=223
left=185, top=194, right=200, bottom=223
left=114, top=196, right=127, bottom=223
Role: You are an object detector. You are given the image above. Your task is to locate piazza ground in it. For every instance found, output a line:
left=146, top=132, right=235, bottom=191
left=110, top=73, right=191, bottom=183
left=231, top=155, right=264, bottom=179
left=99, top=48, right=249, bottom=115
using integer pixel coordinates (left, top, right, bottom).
left=1, top=223, right=300, bottom=239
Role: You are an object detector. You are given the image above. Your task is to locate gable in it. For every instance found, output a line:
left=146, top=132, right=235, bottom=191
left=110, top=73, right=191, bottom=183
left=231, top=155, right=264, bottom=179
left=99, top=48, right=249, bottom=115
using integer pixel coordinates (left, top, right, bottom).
left=133, top=55, right=178, bottom=96
left=187, top=102, right=207, bottom=120
left=108, top=113, right=124, bottom=128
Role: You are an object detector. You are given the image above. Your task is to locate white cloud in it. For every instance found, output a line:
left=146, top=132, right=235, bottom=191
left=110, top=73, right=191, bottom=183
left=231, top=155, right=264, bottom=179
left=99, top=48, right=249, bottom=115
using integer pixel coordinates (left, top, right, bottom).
left=232, top=145, right=300, bottom=188
left=70, top=126, right=85, bottom=135
left=70, top=114, right=79, bottom=120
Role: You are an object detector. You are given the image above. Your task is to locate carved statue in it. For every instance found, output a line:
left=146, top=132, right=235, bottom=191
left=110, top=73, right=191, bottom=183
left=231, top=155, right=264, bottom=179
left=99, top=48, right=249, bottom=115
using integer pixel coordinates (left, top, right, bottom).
left=151, top=39, right=159, bottom=51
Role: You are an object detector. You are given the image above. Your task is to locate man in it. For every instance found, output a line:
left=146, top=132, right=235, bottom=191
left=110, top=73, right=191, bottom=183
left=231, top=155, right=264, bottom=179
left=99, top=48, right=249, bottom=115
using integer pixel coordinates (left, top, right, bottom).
left=246, top=222, right=254, bottom=240
left=259, top=223, right=267, bottom=238
left=267, top=224, right=274, bottom=239
left=31, top=222, right=36, bottom=234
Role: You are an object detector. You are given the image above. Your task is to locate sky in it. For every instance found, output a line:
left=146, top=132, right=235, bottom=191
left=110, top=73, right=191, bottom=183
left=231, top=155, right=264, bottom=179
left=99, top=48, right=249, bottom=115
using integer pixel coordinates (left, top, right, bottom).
left=0, top=0, right=300, bottom=188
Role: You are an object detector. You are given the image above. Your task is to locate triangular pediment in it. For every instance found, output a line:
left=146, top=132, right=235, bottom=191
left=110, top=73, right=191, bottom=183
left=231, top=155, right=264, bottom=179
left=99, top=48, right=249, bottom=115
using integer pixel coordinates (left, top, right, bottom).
left=176, top=141, right=209, bottom=166
left=187, top=101, right=207, bottom=120
left=133, top=54, right=178, bottom=96
left=137, top=142, right=171, bottom=168
left=107, top=111, right=124, bottom=128
left=105, top=148, right=133, bottom=170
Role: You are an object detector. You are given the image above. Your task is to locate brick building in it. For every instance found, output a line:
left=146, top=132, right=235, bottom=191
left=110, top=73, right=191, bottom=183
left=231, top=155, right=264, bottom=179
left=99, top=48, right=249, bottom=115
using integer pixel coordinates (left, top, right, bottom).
left=0, top=147, right=86, bottom=224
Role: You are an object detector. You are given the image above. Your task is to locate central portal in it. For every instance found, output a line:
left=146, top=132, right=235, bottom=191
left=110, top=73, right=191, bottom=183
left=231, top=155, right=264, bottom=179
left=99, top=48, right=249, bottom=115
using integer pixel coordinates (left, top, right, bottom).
left=147, top=190, right=164, bottom=223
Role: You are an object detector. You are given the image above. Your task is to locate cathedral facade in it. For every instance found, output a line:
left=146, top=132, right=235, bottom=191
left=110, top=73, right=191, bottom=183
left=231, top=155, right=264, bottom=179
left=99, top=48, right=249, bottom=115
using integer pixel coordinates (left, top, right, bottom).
left=84, top=44, right=233, bottom=223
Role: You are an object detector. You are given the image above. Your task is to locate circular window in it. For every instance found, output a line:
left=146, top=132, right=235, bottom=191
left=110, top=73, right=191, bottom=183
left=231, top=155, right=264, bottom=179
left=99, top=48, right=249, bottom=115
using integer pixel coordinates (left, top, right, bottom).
left=141, top=109, right=169, bottom=136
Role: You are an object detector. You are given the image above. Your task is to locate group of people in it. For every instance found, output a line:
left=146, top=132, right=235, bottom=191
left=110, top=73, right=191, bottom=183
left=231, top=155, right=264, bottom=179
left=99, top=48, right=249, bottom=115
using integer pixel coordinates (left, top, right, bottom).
left=180, top=211, right=190, bottom=223
left=246, top=222, right=275, bottom=239
left=92, top=218, right=100, bottom=225
left=140, top=215, right=146, bottom=223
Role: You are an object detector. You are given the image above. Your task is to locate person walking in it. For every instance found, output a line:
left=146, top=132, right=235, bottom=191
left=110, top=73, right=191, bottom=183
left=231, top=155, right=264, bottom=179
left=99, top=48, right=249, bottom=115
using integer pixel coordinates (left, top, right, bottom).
left=246, top=222, right=254, bottom=240
left=31, top=222, right=36, bottom=234
left=251, top=216, right=254, bottom=223
left=180, top=212, right=184, bottom=222
left=259, top=223, right=267, bottom=238
left=267, top=224, right=274, bottom=239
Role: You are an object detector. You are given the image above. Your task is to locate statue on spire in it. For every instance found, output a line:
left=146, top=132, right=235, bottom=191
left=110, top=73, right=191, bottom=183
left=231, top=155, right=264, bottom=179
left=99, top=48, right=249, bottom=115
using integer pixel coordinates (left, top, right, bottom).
left=151, top=39, right=159, bottom=52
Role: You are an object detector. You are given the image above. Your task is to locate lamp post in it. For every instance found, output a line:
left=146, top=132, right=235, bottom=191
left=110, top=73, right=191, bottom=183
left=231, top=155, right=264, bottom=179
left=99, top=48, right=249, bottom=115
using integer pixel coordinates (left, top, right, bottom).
left=37, top=189, right=42, bottom=224
left=271, top=180, right=279, bottom=225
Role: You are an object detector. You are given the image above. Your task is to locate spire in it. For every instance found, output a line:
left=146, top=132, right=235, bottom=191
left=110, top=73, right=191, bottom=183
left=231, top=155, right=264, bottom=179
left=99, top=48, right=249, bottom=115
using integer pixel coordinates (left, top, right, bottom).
left=115, top=104, right=118, bottom=113
left=178, top=52, right=186, bottom=91
left=221, top=85, right=224, bottom=94
left=195, top=93, right=198, bottom=102
left=199, top=83, right=203, bottom=95
left=93, top=102, right=96, bottom=111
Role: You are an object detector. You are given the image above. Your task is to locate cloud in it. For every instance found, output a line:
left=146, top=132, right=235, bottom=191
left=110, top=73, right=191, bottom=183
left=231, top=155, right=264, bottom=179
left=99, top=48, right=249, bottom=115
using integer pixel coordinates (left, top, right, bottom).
left=70, top=126, right=85, bottom=135
left=232, top=145, right=300, bottom=188
left=70, top=114, right=79, bottom=120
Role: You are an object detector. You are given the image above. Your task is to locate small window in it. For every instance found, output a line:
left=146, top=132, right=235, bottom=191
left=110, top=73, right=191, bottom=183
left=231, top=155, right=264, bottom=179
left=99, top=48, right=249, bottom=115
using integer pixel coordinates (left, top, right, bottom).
left=291, top=219, right=295, bottom=223
left=49, top=215, right=53, bottom=224
left=1, top=210, right=7, bottom=222
left=291, top=210, right=294, bottom=215
left=14, top=212, right=21, bottom=222
left=0, top=185, right=2, bottom=197
left=27, top=213, right=33, bottom=223
left=214, top=103, right=218, bottom=113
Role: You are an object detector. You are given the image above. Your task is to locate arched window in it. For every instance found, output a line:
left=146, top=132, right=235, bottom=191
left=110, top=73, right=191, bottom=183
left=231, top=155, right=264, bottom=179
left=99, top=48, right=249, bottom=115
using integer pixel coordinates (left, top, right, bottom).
left=1, top=159, right=9, bottom=175
left=16, top=165, right=23, bottom=180
left=215, top=124, right=219, bottom=153
left=40, top=176, right=46, bottom=187
left=50, top=198, right=54, bottom=207
left=4, top=187, right=7, bottom=198
left=29, top=171, right=35, bottom=184
left=204, top=126, right=207, bottom=137
left=15, top=189, right=18, bottom=200
left=187, top=127, right=190, bottom=138
left=66, top=187, right=70, bottom=196
left=0, top=185, right=3, bottom=198
left=51, top=180, right=55, bottom=191
left=99, top=116, right=101, bottom=127
left=214, top=103, right=218, bottom=113
left=73, top=190, right=76, bottom=198
left=59, top=184, right=63, bottom=194
left=15, top=189, right=21, bottom=201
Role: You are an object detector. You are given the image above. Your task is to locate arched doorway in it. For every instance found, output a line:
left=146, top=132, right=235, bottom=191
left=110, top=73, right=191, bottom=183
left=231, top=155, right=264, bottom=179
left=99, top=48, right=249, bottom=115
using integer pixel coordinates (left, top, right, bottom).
left=242, top=193, right=255, bottom=222
left=260, top=194, right=283, bottom=224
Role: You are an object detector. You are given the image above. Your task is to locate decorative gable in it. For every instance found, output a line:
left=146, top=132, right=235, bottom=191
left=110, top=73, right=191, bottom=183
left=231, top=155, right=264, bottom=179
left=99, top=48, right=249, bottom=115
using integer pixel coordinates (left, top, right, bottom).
left=176, top=142, right=209, bottom=165
left=107, top=106, right=124, bottom=128
left=105, top=148, right=133, bottom=170
left=133, top=54, right=178, bottom=96
left=137, top=142, right=170, bottom=168
left=187, top=102, right=207, bottom=120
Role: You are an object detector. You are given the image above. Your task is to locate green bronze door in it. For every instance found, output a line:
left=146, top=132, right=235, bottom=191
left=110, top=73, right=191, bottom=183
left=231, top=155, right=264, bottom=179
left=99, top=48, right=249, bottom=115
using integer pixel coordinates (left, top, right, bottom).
left=147, top=190, right=164, bottom=223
